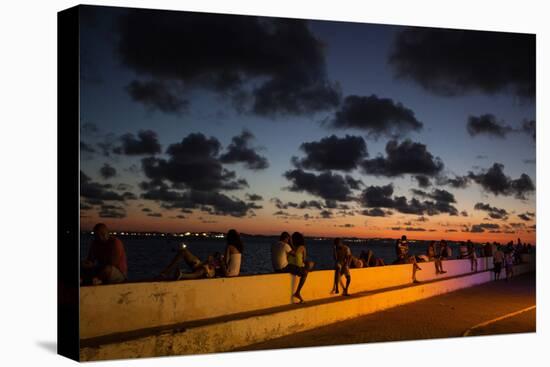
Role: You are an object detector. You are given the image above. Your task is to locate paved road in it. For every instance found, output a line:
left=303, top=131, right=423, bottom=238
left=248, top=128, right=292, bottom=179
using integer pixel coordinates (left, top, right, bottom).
left=239, top=273, right=535, bottom=351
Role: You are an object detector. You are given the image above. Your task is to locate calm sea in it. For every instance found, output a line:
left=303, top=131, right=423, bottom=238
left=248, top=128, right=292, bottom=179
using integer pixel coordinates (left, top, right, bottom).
left=79, top=234, right=474, bottom=281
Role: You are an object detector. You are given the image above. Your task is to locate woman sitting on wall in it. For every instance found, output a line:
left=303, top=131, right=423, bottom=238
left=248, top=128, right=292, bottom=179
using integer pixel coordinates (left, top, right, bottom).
left=219, top=229, right=243, bottom=277
left=287, top=232, right=314, bottom=303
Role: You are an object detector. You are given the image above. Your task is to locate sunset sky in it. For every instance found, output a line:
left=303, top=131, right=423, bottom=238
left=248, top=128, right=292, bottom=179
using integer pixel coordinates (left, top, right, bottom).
left=79, top=5, right=536, bottom=243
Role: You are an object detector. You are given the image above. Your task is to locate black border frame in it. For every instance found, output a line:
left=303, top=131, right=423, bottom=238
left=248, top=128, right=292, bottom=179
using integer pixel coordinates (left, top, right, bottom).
left=57, top=5, right=80, bottom=361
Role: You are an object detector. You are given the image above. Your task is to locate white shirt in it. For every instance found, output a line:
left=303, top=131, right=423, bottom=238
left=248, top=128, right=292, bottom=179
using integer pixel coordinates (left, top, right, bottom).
left=225, top=252, right=241, bottom=277
left=271, top=241, right=292, bottom=271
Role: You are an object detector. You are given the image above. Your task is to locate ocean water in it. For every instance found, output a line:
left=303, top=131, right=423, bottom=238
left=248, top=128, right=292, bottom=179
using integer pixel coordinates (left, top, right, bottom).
left=80, top=234, right=475, bottom=281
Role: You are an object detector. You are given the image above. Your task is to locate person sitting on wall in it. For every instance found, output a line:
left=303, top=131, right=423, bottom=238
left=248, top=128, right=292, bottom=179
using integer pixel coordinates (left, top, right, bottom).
left=467, top=240, right=478, bottom=272
left=271, top=231, right=311, bottom=303
left=218, top=229, right=243, bottom=277
left=81, top=223, right=128, bottom=285
left=426, top=241, right=446, bottom=275
left=159, top=243, right=216, bottom=280
left=332, top=238, right=353, bottom=296
left=392, top=235, right=422, bottom=283
left=271, top=232, right=294, bottom=272
left=287, top=232, right=314, bottom=303
left=360, top=249, right=385, bottom=267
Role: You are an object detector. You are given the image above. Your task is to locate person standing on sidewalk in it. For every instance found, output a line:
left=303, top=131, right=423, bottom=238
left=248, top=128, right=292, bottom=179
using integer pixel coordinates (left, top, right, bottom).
left=493, top=247, right=505, bottom=281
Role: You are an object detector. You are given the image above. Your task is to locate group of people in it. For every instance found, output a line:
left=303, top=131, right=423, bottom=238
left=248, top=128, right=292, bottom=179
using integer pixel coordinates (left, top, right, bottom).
left=81, top=223, right=530, bottom=294
left=81, top=223, right=245, bottom=285
left=271, top=234, right=383, bottom=301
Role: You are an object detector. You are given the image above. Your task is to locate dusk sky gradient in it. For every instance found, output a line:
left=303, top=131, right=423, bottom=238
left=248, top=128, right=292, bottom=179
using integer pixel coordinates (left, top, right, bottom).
left=79, top=5, right=536, bottom=243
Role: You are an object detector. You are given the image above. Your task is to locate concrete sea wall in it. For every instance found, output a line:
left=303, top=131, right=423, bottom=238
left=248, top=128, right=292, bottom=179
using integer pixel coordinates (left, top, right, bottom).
left=80, top=258, right=535, bottom=360
left=80, top=256, right=517, bottom=339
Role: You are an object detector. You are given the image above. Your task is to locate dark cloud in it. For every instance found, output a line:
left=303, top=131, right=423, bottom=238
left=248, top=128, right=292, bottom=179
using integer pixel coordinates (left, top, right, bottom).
left=410, top=188, right=459, bottom=216
left=474, top=202, right=508, bottom=220
left=97, top=142, right=115, bottom=157
left=246, top=193, right=263, bottom=201
left=141, top=133, right=247, bottom=191
left=141, top=207, right=152, bottom=212
left=147, top=212, right=163, bottom=217
left=391, top=226, right=426, bottom=232
left=292, top=135, right=367, bottom=171
left=436, top=175, right=470, bottom=189
left=345, top=175, right=364, bottom=190
left=284, top=169, right=355, bottom=201
left=80, top=141, right=96, bottom=153
left=521, top=119, right=536, bottom=141
left=468, top=163, right=535, bottom=199
left=219, top=130, right=269, bottom=170
left=81, top=122, right=100, bottom=136
left=414, top=175, right=431, bottom=188
left=330, top=95, right=423, bottom=138
left=80, top=202, right=93, bottom=210
left=98, top=204, right=126, bottom=218
left=389, top=28, right=535, bottom=99
left=517, top=212, right=535, bottom=221
left=320, top=210, right=333, bottom=219
left=126, top=80, right=189, bottom=114
left=81, top=171, right=127, bottom=203
left=468, top=223, right=500, bottom=233
left=299, top=200, right=324, bottom=210
left=141, top=185, right=258, bottom=217
left=461, top=210, right=469, bottom=217
left=360, top=184, right=458, bottom=216
left=117, top=10, right=340, bottom=116
left=361, top=208, right=390, bottom=217
left=114, top=130, right=162, bottom=156
left=335, top=224, right=355, bottom=228
left=467, top=114, right=513, bottom=138
left=523, top=159, right=535, bottom=165
left=361, top=140, right=443, bottom=177
left=99, top=163, right=117, bottom=180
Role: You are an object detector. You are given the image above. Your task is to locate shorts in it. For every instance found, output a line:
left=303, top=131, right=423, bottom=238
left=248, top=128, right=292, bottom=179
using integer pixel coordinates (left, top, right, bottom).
left=493, top=262, right=502, bottom=273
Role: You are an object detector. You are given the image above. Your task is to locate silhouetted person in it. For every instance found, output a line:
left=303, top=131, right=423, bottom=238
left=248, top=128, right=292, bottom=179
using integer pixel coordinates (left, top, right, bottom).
left=427, top=241, right=446, bottom=274
left=82, top=223, right=127, bottom=285
left=467, top=240, right=478, bottom=272
left=393, top=235, right=422, bottom=283
left=219, top=229, right=243, bottom=277
left=360, top=249, right=385, bottom=267
left=332, top=238, right=352, bottom=296
left=159, top=244, right=216, bottom=280
left=493, top=247, right=504, bottom=281
left=288, top=232, right=313, bottom=303
left=271, top=232, right=293, bottom=272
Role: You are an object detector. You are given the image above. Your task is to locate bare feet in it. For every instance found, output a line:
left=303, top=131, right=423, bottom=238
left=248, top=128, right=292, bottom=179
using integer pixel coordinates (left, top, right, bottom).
left=440, top=270, right=447, bottom=274
left=413, top=279, right=421, bottom=284
left=342, top=291, right=351, bottom=296
left=293, top=293, right=304, bottom=303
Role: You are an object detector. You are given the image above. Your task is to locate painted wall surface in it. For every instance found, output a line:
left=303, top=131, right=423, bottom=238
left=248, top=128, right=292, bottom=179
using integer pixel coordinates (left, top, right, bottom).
left=80, top=261, right=535, bottom=361
left=81, top=257, right=498, bottom=339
